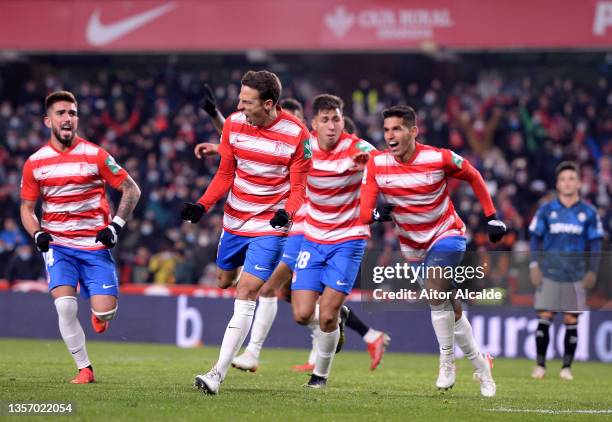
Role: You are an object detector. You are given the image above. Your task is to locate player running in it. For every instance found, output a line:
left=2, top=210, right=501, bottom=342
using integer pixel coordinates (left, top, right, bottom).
left=529, top=161, right=604, bottom=380
left=196, top=94, right=390, bottom=372
left=20, top=90, right=141, bottom=384
left=290, top=94, right=378, bottom=388
left=360, top=105, right=506, bottom=397
left=181, top=71, right=311, bottom=395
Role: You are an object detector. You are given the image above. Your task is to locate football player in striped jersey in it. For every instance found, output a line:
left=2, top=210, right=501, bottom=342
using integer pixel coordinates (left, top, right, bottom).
left=361, top=105, right=506, bottom=397
left=20, top=90, right=141, bottom=384
left=182, top=71, right=311, bottom=395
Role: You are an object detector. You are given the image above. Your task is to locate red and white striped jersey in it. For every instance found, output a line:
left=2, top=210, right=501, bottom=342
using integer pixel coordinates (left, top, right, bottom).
left=20, top=137, right=128, bottom=250
left=199, top=109, right=311, bottom=237
left=305, top=132, right=377, bottom=244
left=361, top=142, right=495, bottom=260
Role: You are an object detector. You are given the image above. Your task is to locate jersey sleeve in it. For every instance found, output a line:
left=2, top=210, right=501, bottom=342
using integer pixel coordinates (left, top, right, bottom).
left=97, top=149, right=129, bottom=189
left=284, top=130, right=312, bottom=215
left=359, top=158, right=379, bottom=224
left=198, top=119, right=236, bottom=209
left=442, top=148, right=496, bottom=217
left=348, top=138, right=377, bottom=156
left=20, top=159, right=40, bottom=201
left=587, top=208, right=605, bottom=240
left=528, top=206, right=547, bottom=238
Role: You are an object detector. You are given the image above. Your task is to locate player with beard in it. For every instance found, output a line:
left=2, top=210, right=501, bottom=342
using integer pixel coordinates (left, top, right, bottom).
left=20, top=90, right=141, bottom=384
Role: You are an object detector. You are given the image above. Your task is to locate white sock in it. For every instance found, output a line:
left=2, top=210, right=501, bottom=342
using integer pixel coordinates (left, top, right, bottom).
left=307, top=303, right=320, bottom=331
left=363, top=328, right=382, bottom=343
left=430, top=301, right=455, bottom=362
left=215, top=299, right=256, bottom=379
left=246, top=296, right=278, bottom=359
left=54, top=296, right=90, bottom=369
left=313, top=328, right=339, bottom=378
left=307, top=334, right=317, bottom=365
left=455, top=314, right=487, bottom=370
left=306, top=303, right=322, bottom=360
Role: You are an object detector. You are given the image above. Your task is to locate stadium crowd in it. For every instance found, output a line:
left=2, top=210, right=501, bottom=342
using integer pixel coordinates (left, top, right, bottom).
left=0, top=60, right=609, bottom=297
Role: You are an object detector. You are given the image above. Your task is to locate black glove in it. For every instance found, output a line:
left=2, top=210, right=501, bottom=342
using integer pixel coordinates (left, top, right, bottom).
left=181, top=202, right=205, bottom=223
left=34, top=230, right=52, bottom=252
left=372, top=204, right=394, bottom=222
left=95, top=222, right=122, bottom=248
left=200, top=84, right=218, bottom=116
left=486, top=213, right=507, bottom=243
left=270, top=209, right=290, bottom=229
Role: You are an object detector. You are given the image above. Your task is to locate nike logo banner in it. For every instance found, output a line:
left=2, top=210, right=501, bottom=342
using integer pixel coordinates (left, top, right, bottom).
left=86, top=2, right=176, bottom=46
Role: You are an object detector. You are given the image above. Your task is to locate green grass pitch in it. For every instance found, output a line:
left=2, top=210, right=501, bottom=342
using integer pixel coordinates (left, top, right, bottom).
left=1, top=338, right=611, bottom=421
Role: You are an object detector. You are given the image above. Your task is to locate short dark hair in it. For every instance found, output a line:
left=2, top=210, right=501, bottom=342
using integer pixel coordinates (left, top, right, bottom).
left=343, top=115, right=356, bottom=135
left=382, top=105, right=417, bottom=127
left=312, top=94, right=344, bottom=116
left=45, top=90, right=77, bottom=111
left=279, top=98, right=303, bottom=114
left=241, top=70, right=282, bottom=105
left=556, top=161, right=580, bottom=179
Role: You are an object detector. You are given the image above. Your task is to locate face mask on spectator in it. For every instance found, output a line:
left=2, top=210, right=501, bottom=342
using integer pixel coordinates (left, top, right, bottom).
left=141, top=224, right=153, bottom=236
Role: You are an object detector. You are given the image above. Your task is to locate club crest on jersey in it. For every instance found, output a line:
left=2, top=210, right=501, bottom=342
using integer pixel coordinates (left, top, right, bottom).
left=304, top=138, right=313, bottom=159
left=105, top=156, right=122, bottom=175
left=450, top=151, right=463, bottom=169
left=356, top=140, right=374, bottom=152
left=577, top=212, right=586, bottom=222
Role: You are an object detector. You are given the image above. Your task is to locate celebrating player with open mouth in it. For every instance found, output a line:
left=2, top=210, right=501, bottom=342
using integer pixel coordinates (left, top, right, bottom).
left=181, top=70, right=311, bottom=395
left=360, top=105, right=506, bottom=397
left=20, top=90, right=141, bottom=384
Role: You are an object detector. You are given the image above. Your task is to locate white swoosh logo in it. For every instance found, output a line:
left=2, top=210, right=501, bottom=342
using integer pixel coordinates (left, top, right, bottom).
left=254, top=265, right=269, bottom=271
left=86, top=2, right=176, bottom=47
left=102, top=284, right=115, bottom=289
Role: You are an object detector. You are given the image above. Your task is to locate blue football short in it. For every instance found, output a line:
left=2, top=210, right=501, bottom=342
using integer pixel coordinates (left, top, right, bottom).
left=291, top=238, right=367, bottom=295
left=44, top=245, right=119, bottom=299
left=411, top=235, right=467, bottom=288
left=216, top=230, right=286, bottom=281
left=280, top=234, right=305, bottom=271
left=424, top=235, right=466, bottom=268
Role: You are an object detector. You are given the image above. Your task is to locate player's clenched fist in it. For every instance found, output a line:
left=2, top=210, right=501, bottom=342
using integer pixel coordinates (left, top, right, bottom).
left=372, top=204, right=394, bottom=222
left=95, top=222, right=122, bottom=248
left=34, top=230, right=53, bottom=252
left=486, top=214, right=507, bottom=243
left=181, top=202, right=205, bottom=223
left=270, top=209, right=290, bottom=229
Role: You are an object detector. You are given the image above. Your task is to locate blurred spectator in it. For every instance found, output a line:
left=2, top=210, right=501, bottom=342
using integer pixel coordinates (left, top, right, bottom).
left=5, top=244, right=43, bottom=284
left=0, top=218, right=27, bottom=252
left=148, top=241, right=178, bottom=285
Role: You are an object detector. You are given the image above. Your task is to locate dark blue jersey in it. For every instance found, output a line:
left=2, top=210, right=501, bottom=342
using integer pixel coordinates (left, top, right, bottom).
left=529, top=198, right=604, bottom=282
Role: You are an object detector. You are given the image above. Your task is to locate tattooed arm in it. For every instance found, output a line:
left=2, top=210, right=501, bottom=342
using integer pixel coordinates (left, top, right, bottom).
left=114, top=175, right=141, bottom=221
